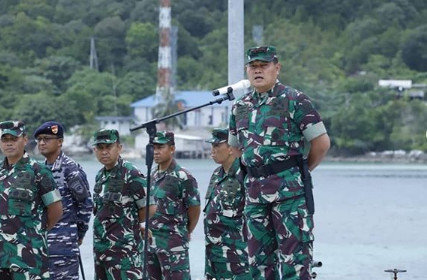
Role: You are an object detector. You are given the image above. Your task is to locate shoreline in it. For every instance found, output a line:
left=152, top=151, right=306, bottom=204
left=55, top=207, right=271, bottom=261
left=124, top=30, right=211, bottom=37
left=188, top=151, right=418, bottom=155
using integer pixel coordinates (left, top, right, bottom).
left=58, top=150, right=427, bottom=165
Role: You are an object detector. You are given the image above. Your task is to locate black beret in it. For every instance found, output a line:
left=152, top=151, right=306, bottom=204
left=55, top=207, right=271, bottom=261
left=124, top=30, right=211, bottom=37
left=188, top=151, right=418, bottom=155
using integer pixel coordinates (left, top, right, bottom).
left=34, top=121, right=64, bottom=138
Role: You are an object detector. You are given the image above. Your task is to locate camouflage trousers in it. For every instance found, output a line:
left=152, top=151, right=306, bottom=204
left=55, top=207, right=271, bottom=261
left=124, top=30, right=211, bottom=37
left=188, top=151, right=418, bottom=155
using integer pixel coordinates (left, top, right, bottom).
left=245, top=195, right=314, bottom=280
left=205, top=258, right=252, bottom=280
left=147, top=249, right=190, bottom=280
left=94, top=254, right=143, bottom=280
left=48, top=256, right=79, bottom=279
left=0, top=268, right=49, bottom=280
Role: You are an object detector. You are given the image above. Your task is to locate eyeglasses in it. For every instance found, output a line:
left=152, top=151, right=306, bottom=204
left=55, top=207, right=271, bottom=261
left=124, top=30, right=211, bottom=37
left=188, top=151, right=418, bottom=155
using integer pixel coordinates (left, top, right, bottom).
left=36, top=136, right=59, bottom=143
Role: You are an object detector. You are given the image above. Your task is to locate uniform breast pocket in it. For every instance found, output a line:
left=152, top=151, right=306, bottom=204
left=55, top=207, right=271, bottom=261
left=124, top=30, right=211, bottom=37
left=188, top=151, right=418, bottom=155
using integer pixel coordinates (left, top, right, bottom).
left=8, top=188, right=34, bottom=216
left=235, top=104, right=251, bottom=130
left=218, top=182, right=241, bottom=217
left=99, top=194, right=124, bottom=220
left=262, top=117, right=290, bottom=146
left=155, top=189, right=180, bottom=215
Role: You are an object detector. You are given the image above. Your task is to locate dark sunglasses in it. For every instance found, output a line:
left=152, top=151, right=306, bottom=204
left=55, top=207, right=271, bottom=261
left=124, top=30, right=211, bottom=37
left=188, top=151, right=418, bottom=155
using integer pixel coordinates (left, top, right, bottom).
left=0, top=121, right=24, bottom=130
left=95, top=130, right=118, bottom=141
left=248, top=46, right=269, bottom=56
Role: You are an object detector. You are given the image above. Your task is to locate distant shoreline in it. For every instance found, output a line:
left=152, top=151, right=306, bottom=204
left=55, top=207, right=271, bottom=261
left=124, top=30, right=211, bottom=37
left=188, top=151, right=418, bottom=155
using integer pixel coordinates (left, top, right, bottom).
left=56, top=149, right=427, bottom=164
left=325, top=153, right=427, bottom=164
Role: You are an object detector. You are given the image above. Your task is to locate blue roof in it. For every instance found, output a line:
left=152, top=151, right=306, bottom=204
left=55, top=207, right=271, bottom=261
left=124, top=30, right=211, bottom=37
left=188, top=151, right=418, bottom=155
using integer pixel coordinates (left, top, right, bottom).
left=130, top=90, right=232, bottom=108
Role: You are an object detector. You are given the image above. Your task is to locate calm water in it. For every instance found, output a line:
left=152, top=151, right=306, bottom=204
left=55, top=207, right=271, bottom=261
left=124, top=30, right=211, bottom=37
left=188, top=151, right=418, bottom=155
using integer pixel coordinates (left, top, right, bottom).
left=76, top=158, right=427, bottom=280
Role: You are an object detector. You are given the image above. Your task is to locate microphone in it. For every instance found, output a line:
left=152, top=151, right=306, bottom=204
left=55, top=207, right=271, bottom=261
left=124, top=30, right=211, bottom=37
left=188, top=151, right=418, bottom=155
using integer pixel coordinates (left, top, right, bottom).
left=212, top=79, right=251, bottom=96
left=312, top=261, right=322, bottom=268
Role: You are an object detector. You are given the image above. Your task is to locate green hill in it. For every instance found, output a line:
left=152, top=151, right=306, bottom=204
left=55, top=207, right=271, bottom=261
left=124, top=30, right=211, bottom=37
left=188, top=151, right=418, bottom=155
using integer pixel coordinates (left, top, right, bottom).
left=0, top=0, right=426, bottom=153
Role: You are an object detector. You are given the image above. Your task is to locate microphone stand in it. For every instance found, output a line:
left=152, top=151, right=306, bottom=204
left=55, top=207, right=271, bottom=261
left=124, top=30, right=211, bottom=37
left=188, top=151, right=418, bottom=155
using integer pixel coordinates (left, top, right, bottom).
left=130, top=88, right=235, bottom=279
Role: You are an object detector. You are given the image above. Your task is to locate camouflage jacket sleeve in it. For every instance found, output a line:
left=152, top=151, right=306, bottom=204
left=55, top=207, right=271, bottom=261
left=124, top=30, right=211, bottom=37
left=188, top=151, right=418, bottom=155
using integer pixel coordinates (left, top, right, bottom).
left=292, top=91, right=327, bottom=141
left=66, top=165, right=93, bottom=240
left=182, top=173, right=200, bottom=208
left=35, top=162, right=61, bottom=206
left=124, top=162, right=147, bottom=210
left=228, top=100, right=239, bottom=147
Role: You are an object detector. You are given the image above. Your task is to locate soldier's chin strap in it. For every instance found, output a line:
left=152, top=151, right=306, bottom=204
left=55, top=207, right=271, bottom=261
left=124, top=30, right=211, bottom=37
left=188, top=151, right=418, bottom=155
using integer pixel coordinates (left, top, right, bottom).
left=130, top=88, right=235, bottom=279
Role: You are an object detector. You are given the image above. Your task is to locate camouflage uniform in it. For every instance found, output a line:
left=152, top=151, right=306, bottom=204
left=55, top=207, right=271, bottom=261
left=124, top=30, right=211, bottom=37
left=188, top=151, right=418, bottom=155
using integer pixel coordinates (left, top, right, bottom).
left=92, top=129, right=147, bottom=280
left=46, top=151, right=92, bottom=280
left=204, top=157, right=250, bottom=280
left=0, top=152, right=61, bottom=279
left=148, top=154, right=200, bottom=280
left=33, top=121, right=93, bottom=279
left=229, top=47, right=327, bottom=280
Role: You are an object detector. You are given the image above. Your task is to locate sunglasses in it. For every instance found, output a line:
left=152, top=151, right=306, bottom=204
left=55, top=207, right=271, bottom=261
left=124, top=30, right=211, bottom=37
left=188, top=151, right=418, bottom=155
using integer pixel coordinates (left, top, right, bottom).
left=248, top=45, right=276, bottom=55
left=248, top=46, right=269, bottom=56
left=213, top=131, right=227, bottom=139
left=0, top=121, right=24, bottom=130
left=95, top=130, right=119, bottom=141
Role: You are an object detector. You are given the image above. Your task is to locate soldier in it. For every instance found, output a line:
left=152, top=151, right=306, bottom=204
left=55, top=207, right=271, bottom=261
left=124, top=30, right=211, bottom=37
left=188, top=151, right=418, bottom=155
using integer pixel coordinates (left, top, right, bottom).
left=204, top=128, right=251, bottom=280
left=0, top=120, right=63, bottom=279
left=147, top=131, right=201, bottom=280
left=34, top=121, right=93, bottom=280
left=92, top=129, right=148, bottom=280
left=228, top=46, right=331, bottom=279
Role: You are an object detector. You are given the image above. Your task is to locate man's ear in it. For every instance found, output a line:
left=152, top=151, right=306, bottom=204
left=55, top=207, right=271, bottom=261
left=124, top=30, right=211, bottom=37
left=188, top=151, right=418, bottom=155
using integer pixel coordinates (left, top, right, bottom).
left=276, top=62, right=282, bottom=74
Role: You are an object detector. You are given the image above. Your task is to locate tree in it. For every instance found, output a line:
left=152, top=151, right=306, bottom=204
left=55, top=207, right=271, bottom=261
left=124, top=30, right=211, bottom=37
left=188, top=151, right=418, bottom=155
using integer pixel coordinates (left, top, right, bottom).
left=13, top=92, right=83, bottom=135
left=54, top=0, right=90, bottom=24
left=34, top=56, right=81, bottom=92
left=64, top=68, right=117, bottom=121
left=125, top=22, right=158, bottom=62
left=93, top=16, right=126, bottom=70
left=401, top=25, right=427, bottom=71
left=117, top=71, right=156, bottom=100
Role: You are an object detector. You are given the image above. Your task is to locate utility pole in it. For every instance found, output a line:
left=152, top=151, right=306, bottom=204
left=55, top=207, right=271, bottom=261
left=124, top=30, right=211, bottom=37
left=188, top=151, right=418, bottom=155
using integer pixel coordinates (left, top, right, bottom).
left=89, top=37, right=99, bottom=71
left=228, top=0, right=244, bottom=85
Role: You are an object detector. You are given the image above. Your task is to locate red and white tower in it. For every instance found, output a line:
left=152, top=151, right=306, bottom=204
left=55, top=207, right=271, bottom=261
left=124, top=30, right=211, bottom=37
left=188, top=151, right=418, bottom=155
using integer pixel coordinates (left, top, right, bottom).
left=155, top=0, right=173, bottom=117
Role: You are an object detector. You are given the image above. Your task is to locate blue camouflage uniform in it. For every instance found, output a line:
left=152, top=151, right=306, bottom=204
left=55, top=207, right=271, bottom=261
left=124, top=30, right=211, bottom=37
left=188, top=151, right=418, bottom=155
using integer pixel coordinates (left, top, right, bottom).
left=46, top=151, right=92, bottom=279
left=34, top=121, right=93, bottom=280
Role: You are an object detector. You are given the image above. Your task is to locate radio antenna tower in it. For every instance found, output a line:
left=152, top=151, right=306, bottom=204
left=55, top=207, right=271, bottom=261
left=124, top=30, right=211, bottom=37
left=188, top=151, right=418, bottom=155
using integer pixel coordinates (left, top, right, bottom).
left=154, top=0, right=174, bottom=122
left=89, top=37, right=99, bottom=71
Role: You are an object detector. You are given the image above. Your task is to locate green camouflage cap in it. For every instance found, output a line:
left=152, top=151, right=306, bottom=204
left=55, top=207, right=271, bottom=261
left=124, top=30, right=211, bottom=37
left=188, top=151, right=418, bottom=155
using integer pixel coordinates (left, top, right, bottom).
left=246, top=45, right=278, bottom=64
left=152, top=131, right=174, bottom=145
left=0, top=120, right=26, bottom=137
left=92, top=129, right=120, bottom=145
left=206, top=128, right=229, bottom=144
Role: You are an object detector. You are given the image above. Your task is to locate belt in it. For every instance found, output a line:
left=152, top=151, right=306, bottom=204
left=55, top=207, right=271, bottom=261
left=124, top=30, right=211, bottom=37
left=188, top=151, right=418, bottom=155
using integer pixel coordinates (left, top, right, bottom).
left=246, top=156, right=300, bottom=178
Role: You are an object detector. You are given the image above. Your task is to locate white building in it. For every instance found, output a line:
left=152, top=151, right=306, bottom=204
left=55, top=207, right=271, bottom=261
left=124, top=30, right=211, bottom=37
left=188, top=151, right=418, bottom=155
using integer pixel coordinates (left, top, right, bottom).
left=95, top=116, right=136, bottom=136
left=129, top=90, right=234, bottom=158
left=130, top=90, right=232, bottom=128
left=378, top=79, right=412, bottom=91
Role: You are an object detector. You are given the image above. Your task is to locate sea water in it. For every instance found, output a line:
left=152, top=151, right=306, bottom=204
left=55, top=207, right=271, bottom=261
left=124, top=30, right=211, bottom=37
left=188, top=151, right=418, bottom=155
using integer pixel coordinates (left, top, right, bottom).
left=77, top=159, right=427, bottom=280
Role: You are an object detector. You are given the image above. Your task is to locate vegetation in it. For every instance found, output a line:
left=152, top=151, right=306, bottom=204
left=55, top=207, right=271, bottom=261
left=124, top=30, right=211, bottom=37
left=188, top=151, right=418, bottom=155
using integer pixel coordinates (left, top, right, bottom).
left=0, top=0, right=426, bottom=153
